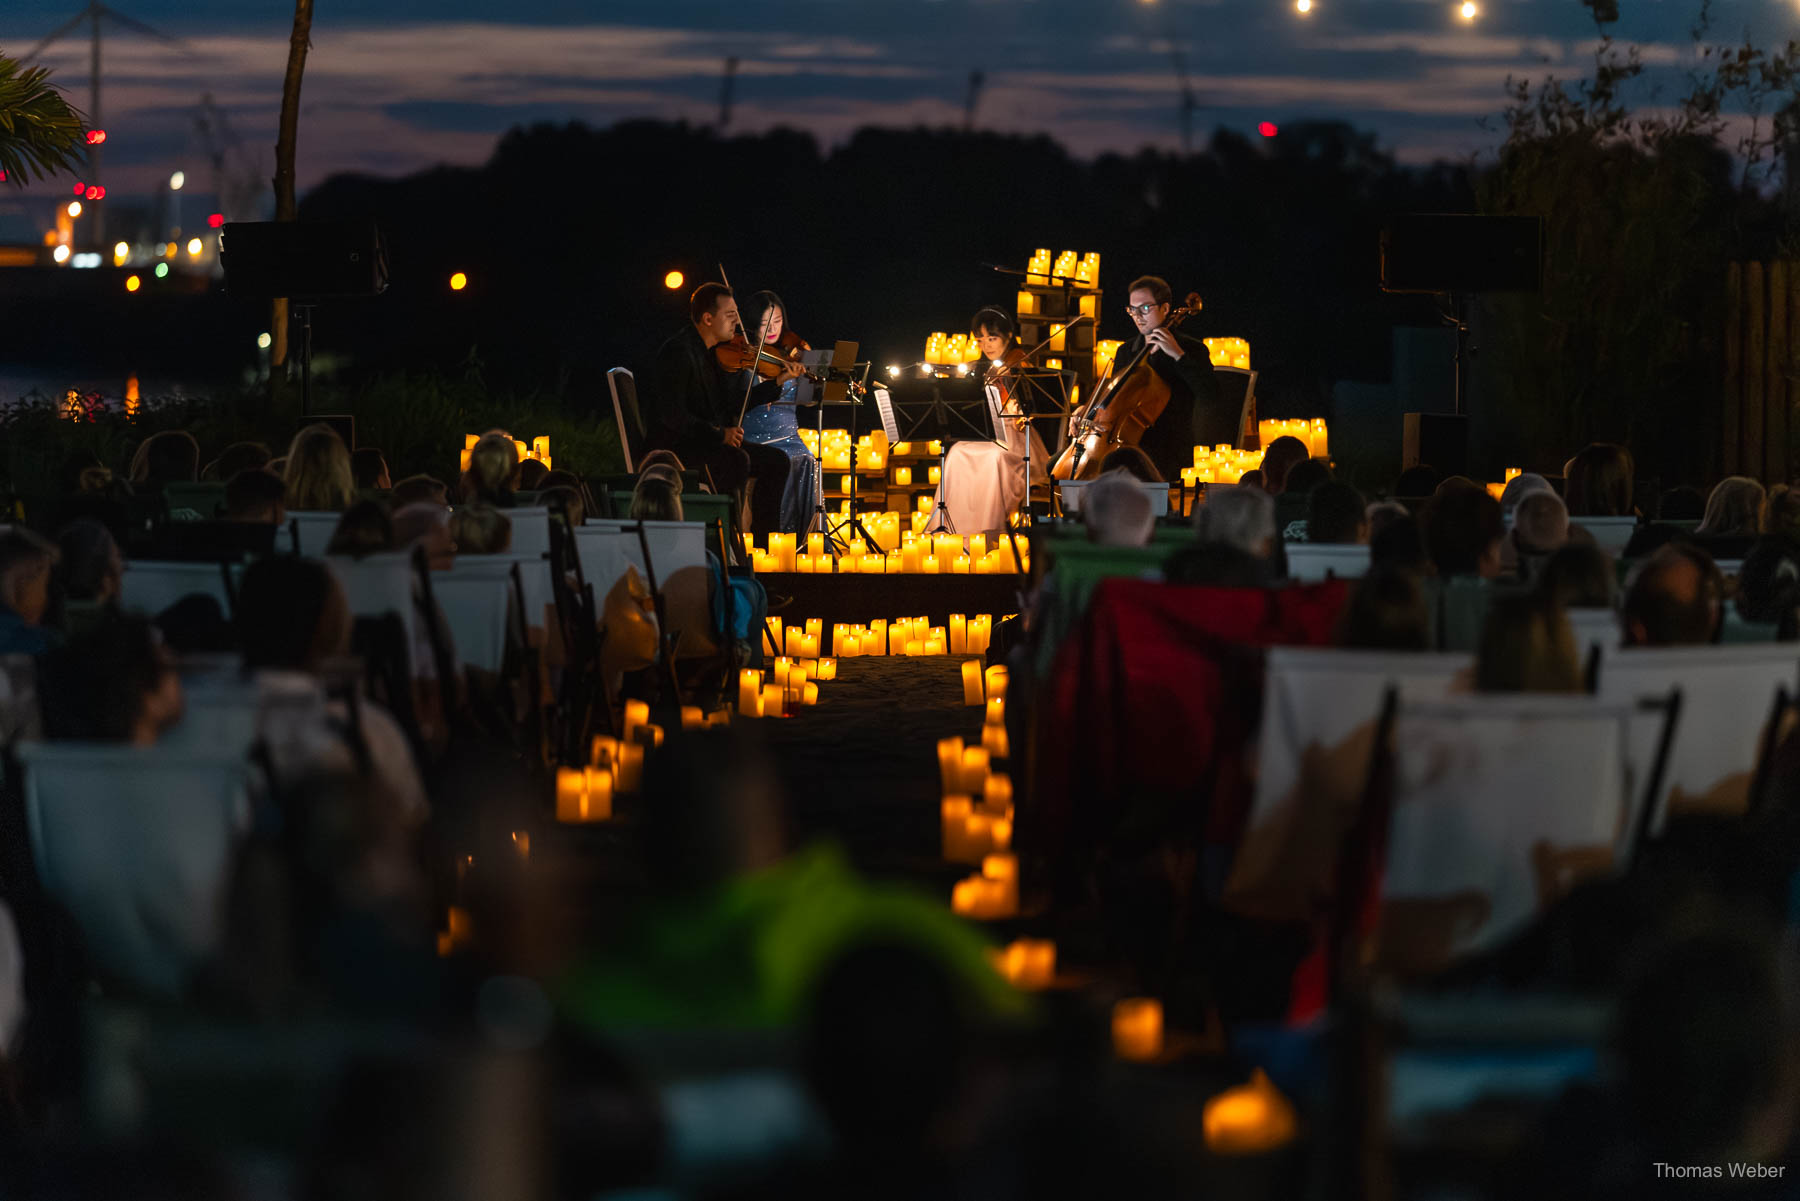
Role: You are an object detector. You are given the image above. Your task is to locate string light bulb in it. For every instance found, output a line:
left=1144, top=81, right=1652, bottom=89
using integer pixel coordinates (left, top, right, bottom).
left=1296, top=0, right=1313, bottom=12
left=1458, top=1, right=1478, bottom=18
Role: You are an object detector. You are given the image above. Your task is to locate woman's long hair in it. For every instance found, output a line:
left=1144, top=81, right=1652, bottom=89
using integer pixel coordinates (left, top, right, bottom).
left=283, top=424, right=356, bottom=513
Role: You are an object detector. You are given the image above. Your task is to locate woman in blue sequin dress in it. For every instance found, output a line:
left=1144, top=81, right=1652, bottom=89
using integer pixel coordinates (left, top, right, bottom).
left=736, top=291, right=819, bottom=534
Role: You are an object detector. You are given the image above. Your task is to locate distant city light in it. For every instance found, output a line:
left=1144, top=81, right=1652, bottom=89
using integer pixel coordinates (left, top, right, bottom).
left=71, top=252, right=100, bottom=269
left=169, top=171, right=185, bottom=190
left=207, top=213, right=224, bottom=228
left=154, top=262, right=169, bottom=278
left=257, top=332, right=272, bottom=350
left=1458, top=1, right=1478, bottom=18
left=86, top=185, right=105, bottom=200
left=67, top=201, right=82, bottom=218
left=165, top=243, right=177, bottom=257
left=85, top=129, right=106, bottom=145
left=187, top=237, right=203, bottom=256
left=52, top=245, right=71, bottom=263
left=449, top=271, right=468, bottom=291
left=73, top=182, right=85, bottom=195
left=663, top=270, right=685, bottom=290
left=1258, top=121, right=1279, bottom=137
left=1296, top=0, right=1313, bottom=12
left=125, top=274, right=141, bottom=292
left=113, top=241, right=129, bottom=259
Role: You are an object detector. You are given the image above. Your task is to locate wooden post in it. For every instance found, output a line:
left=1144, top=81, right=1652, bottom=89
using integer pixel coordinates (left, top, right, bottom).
left=1725, top=262, right=1743, bottom=477
left=1747, top=263, right=1767, bottom=482
left=1771, top=262, right=1790, bottom=485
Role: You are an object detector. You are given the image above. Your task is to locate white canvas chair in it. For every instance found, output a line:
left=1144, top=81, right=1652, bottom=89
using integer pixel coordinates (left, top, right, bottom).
left=449, top=552, right=555, bottom=638
left=18, top=742, right=255, bottom=999
left=1597, top=643, right=1800, bottom=830
left=432, top=560, right=521, bottom=674
left=1564, top=607, right=1622, bottom=663
left=575, top=519, right=716, bottom=656
left=1568, top=516, right=1637, bottom=554
left=286, top=511, right=343, bottom=557
left=1283, top=543, right=1372, bottom=583
left=161, top=666, right=329, bottom=758
left=326, top=551, right=428, bottom=678
left=501, top=506, right=552, bottom=562
left=1055, top=479, right=1171, bottom=517
left=121, top=560, right=239, bottom=619
left=607, top=367, right=644, bottom=473
left=1380, top=694, right=1639, bottom=961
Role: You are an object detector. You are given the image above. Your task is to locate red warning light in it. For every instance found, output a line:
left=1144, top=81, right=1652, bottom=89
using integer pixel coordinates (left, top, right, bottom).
left=85, top=185, right=105, bottom=200
left=1258, top=121, right=1279, bottom=138
left=206, top=213, right=224, bottom=229
left=85, top=129, right=107, bottom=145
left=73, top=182, right=85, bottom=195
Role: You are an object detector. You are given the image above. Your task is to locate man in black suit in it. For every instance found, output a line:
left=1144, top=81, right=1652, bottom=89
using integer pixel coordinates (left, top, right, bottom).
left=1106, top=274, right=1231, bottom=480
left=649, top=282, right=798, bottom=533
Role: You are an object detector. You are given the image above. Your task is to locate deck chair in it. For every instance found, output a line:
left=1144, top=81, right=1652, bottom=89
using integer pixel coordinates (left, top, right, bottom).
left=607, top=367, right=646, bottom=473
left=1055, top=479, right=1171, bottom=518
left=121, top=560, right=240, bottom=619
left=1596, top=643, right=1800, bottom=830
left=18, top=741, right=255, bottom=999
left=575, top=519, right=717, bottom=657
left=1569, top=516, right=1638, bottom=554
left=1283, top=543, right=1371, bottom=583
left=162, top=482, right=228, bottom=519
left=325, top=550, right=451, bottom=683
left=501, top=506, right=552, bottom=562
left=433, top=560, right=525, bottom=674
left=286, top=511, right=343, bottom=557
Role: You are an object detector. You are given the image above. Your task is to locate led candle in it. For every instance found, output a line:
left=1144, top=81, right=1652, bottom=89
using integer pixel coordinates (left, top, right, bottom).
left=984, top=665, right=1009, bottom=702
left=941, top=795, right=973, bottom=860
left=889, top=624, right=908, bottom=654
left=738, top=670, right=763, bottom=716
left=1202, top=1069, right=1299, bottom=1155
left=1113, top=998, right=1164, bottom=1061
left=982, top=853, right=1019, bottom=914
left=796, top=554, right=814, bottom=574
left=621, top=699, right=649, bottom=746
left=1014, top=939, right=1056, bottom=989
left=556, top=767, right=586, bottom=822
left=924, top=637, right=944, bottom=655
left=904, top=639, right=924, bottom=656
left=969, top=534, right=986, bottom=559
left=638, top=723, right=663, bottom=748
left=805, top=618, right=821, bottom=642
left=866, top=619, right=887, bottom=656
left=808, top=532, right=824, bottom=558
left=802, top=681, right=819, bottom=706
left=953, top=554, right=970, bottom=574
left=948, top=614, right=966, bottom=654
left=985, top=697, right=1005, bottom=726
left=1310, top=418, right=1329, bottom=458
left=922, top=554, right=940, bottom=574
left=951, top=877, right=986, bottom=917
left=981, top=722, right=1010, bottom=760
left=817, top=658, right=837, bottom=680
left=761, top=684, right=786, bottom=717
left=590, top=735, right=618, bottom=769
left=937, top=737, right=965, bottom=793
left=983, top=773, right=1013, bottom=814
left=861, top=553, right=883, bottom=573
left=929, top=466, right=941, bottom=485
left=961, top=659, right=984, bottom=705
left=680, top=706, right=703, bottom=730
left=800, top=634, right=820, bottom=659
left=616, top=744, right=644, bottom=792
left=764, top=618, right=782, bottom=657
left=894, top=466, right=912, bottom=486
left=960, top=746, right=990, bottom=795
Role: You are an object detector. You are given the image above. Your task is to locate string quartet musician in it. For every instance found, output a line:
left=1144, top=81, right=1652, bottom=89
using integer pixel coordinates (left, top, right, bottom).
left=931, top=308, right=1042, bottom=537
left=1101, top=274, right=1225, bottom=480
left=735, top=290, right=820, bottom=534
left=648, top=282, right=801, bottom=534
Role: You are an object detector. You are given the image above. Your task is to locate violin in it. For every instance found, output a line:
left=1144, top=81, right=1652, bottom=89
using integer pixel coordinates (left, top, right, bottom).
left=1050, top=292, right=1202, bottom=481
left=714, top=325, right=814, bottom=382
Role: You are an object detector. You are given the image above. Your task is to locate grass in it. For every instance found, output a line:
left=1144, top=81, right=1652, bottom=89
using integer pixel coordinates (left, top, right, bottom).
left=1, top=366, right=625, bottom=502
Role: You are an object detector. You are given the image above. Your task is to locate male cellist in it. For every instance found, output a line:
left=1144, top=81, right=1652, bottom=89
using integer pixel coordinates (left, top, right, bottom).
left=1104, top=275, right=1226, bottom=480
left=648, top=282, right=799, bottom=533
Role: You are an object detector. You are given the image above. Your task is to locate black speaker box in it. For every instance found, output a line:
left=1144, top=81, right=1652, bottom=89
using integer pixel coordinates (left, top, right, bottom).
left=220, top=220, right=389, bottom=301
left=1381, top=214, right=1542, bottom=295
left=1403, top=412, right=1468, bottom=476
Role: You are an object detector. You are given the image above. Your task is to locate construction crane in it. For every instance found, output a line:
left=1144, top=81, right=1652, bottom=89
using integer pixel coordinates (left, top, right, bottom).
left=20, top=2, right=185, bottom=247
left=718, top=56, right=739, bottom=129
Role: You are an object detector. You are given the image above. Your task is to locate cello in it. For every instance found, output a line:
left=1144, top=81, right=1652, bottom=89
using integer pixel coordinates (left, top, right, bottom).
left=1050, top=292, right=1203, bottom=481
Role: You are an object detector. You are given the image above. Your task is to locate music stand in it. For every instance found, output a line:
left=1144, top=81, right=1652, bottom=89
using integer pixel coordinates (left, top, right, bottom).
left=805, top=344, right=880, bottom=553
left=877, top=375, right=1003, bottom=534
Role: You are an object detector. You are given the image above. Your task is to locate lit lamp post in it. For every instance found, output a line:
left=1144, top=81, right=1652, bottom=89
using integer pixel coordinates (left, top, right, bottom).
left=168, top=170, right=184, bottom=240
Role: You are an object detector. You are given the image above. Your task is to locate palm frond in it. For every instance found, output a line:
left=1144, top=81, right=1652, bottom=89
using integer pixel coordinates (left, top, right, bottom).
left=0, top=52, right=87, bottom=185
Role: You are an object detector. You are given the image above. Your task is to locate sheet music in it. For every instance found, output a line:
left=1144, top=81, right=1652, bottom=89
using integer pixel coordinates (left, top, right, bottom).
left=985, top=385, right=1006, bottom=444
left=874, top=388, right=899, bottom=442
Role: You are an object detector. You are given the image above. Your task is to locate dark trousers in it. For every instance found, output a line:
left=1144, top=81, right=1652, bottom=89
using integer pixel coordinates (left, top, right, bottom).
left=684, top=439, right=792, bottom=535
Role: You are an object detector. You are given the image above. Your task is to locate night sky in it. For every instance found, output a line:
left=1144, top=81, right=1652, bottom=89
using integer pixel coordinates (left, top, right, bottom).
left=1, top=0, right=1793, bottom=210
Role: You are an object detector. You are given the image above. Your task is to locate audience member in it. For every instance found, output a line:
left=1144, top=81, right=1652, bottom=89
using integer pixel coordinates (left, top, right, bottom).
left=461, top=432, right=519, bottom=507
left=1622, top=543, right=1722, bottom=646
left=1236, top=469, right=1265, bottom=492
left=225, top=468, right=287, bottom=524
left=517, top=458, right=551, bottom=492
left=1734, top=536, right=1800, bottom=635
left=1475, top=594, right=1583, bottom=693
left=1365, top=500, right=1411, bottom=541
left=1370, top=511, right=1429, bottom=575
left=0, top=529, right=59, bottom=655
left=635, top=449, right=686, bottom=478
left=351, top=447, right=392, bottom=492
left=128, top=429, right=201, bottom=488
left=392, top=504, right=455, bottom=570
left=1564, top=441, right=1635, bottom=517
left=1081, top=471, right=1155, bottom=547
left=1537, top=542, right=1618, bottom=611
left=326, top=500, right=396, bottom=559
left=1307, top=481, right=1368, bottom=544
left=204, top=441, right=271, bottom=483
left=389, top=474, right=449, bottom=508
left=629, top=479, right=684, bottom=523
left=284, top=424, right=356, bottom=513
left=1258, top=436, right=1310, bottom=495
left=1499, top=471, right=1553, bottom=511
left=450, top=504, right=512, bottom=555
left=1337, top=567, right=1431, bottom=650
left=1423, top=485, right=1504, bottom=578
left=1099, top=446, right=1163, bottom=483
left=53, top=519, right=122, bottom=637
left=1282, top=458, right=1331, bottom=497
left=36, top=615, right=183, bottom=743
left=1393, top=464, right=1442, bottom=498
left=538, top=484, right=586, bottom=531
left=1657, top=484, right=1707, bottom=522
left=1506, top=490, right=1571, bottom=581
left=1165, top=484, right=1276, bottom=586
left=1766, top=484, right=1800, bottom=543
left=1697, top=475, right=1767, bottom=537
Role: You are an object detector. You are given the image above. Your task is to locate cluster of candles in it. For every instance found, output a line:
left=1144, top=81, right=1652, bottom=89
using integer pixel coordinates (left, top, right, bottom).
left=887, top=464, right=940, bottom=488
left=987, top=938, right=1056, bottom=990
left=1256, top=418, right=1329, bottom=458
left=749, top=530, right=1027, bottom=576
left=923, top=332, right=986, bottom=365
left=1025, top=248, right=1101, bottom=287
left=1483, top=467, right=1525, bottom=502
left=461, top=433, right=550, bottom=474
left=755, top=613, right=995, bottom=658
left=1094, top=338, right=1124, bottom=377
left=1201, top=337, right=1252, bottom=370
left=736, top=653, right=835, bottom=717
left=1180, top=445, right=1265, bottom=487
left=797, top=427, right=889, bottom=473
left=554, top=699, right=672, bottom=822
left=940, top=664, right=1019, bottom=919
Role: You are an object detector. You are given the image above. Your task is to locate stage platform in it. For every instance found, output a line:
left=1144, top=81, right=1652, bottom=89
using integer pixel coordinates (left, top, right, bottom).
left=757, top=570, right=1024, bottom=632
